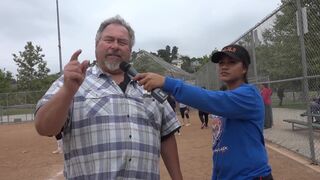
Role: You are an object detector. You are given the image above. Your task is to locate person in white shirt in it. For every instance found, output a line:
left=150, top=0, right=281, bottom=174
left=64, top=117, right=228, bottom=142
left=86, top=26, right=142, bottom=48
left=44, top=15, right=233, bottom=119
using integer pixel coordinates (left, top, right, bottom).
left=179, top=103, right=190, bottom=126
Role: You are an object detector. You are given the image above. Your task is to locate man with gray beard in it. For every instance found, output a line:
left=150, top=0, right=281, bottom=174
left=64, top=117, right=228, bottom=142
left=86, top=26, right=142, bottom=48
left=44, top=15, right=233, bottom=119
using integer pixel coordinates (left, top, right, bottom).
left=34, top=15, right=182, bottom=180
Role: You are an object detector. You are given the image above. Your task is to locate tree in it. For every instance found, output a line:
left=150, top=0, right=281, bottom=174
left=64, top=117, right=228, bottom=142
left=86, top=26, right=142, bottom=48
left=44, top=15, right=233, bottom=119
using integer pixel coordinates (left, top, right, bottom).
left=156, top=45, right=173, bottom=63
left=157, top=49, right=171, bottom=63
left=131, top=51, right=138, bottom=60
left=0, top=69, right=14, bottom=93
left=301, top=0, right=320, bottom=90
left=13, top=42, right=50, bottom=91
left=180, top=55, right=194, bottom=73
left=171, top=46, right=178, bottom=60
left=42, top=73, right=60, bottom=90
left=165, top=45, right=171, bottom=56
left=194, top=55, right=211, bottom=71
left=258, top=1, right=301, bottom=80
left=256, top=0, right=320, bottom=91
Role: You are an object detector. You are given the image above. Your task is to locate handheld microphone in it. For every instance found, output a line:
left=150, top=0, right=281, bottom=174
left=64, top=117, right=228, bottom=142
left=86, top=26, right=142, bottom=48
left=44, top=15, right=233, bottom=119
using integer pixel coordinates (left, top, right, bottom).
left=119, top=61, right=168, bottom=103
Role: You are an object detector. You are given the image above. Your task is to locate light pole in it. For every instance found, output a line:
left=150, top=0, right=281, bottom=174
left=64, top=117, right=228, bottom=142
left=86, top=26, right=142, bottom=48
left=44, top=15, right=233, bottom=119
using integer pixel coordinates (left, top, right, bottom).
left=56, top=0, right=63, bottom=74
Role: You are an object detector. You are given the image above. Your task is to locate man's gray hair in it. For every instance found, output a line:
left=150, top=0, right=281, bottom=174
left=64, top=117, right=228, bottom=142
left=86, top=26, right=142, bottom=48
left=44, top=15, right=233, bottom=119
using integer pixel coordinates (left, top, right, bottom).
left=95, top=15, right=135, bottom=48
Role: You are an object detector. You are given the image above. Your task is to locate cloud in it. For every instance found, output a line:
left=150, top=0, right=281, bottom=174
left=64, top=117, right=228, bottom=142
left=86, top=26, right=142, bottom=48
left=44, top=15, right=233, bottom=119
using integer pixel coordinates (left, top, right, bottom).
left=0, top=0, right=282, bottom=75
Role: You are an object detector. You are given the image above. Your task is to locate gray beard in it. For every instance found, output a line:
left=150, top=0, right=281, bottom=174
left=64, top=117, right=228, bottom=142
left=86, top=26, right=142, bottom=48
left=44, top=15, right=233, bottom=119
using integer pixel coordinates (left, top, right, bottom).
left=104, top=61, right=120, bottom=71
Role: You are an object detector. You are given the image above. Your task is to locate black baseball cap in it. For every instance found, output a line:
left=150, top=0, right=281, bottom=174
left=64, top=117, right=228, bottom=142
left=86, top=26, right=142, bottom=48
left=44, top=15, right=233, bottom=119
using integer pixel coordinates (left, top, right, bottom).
left=211, top=44, right=251, bottom=66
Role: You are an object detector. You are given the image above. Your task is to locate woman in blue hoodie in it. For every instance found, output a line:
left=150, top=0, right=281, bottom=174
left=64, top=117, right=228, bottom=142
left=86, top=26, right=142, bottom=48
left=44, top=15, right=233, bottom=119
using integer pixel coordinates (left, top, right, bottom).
left=134, top=44, right=273, bottom=180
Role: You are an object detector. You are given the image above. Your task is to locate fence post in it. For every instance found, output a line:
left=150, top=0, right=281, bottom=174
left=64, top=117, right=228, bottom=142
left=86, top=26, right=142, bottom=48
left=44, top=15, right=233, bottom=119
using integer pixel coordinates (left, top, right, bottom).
left=250, top=30, right=258, bottom=83
left=24, top=91, right=27, bottom=104
left=6, top=93, right=9, bottom=123
left=296, top=0, right=316, bottom=164
left=0, top=106, right=2, bottom=123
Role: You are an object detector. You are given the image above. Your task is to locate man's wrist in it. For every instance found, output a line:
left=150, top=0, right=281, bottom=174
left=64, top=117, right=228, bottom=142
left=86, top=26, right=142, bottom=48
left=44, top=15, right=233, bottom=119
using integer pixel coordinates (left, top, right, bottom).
left=60, top=85, right=77, bottom=101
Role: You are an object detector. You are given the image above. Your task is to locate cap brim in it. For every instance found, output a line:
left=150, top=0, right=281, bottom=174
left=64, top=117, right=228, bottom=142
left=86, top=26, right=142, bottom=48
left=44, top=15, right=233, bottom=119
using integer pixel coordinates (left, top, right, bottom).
left=211, top=51, right=241, bottom=63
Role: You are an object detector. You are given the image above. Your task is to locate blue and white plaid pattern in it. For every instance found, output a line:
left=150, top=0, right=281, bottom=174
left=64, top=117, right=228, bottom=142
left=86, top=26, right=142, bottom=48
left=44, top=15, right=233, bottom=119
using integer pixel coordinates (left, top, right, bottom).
left=36, top=66, right=180, bottom=180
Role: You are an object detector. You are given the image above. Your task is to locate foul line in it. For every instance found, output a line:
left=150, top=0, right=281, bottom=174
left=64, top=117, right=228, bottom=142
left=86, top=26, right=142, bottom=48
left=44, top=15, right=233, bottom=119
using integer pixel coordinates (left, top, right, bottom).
left=266, top=142, right=320, bottom=173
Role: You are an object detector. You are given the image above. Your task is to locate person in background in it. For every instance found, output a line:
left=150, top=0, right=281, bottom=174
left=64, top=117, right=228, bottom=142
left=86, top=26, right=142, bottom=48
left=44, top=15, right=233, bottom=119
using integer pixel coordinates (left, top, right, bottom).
left=310, top=97, right=320, bottom=123
left=134, top=44, right=273, bottom=180
left=34, top=15, right=182, bottom=180
left=277, top=86, right=284, bottom=106
left=179, top=102, right=191, bottom=126
left=198, top=87, right=209, bottom=129
left=52, top=131, right=63, bottom=154
left=260, top=83, right=273, bottom=129
left=168, top=94, right=181, bottom=135
left=301, top=96, right=320, bottom=123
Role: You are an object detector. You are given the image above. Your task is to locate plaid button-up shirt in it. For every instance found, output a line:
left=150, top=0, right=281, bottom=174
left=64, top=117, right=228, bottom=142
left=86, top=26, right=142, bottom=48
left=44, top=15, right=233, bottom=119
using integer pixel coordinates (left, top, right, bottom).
left=36, top=65, right=180, bottom=180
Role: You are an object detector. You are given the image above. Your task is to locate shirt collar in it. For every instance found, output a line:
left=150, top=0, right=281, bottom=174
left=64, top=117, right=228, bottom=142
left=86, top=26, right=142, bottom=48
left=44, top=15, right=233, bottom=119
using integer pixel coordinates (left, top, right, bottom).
left=91, top=65, right=137, bottom=86
left=91, top=65, right=107, bottom=77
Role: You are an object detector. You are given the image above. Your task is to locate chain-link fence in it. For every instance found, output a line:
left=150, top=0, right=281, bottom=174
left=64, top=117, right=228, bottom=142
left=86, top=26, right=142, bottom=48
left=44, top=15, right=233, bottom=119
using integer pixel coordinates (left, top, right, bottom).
left=1, top=50, right=194, bottom=124
left=194, top=62, right=220, bottom=89
left=133, top=50, right=194, bottom=81
left=0, top=91, right=45, bottom=124
left=195, top=0, right=320, bottom=164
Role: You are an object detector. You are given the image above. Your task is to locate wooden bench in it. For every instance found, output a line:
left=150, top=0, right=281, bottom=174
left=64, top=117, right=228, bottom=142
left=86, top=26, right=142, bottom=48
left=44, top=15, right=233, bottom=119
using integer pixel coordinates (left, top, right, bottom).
left=300, top=112, right=320, bottom=122
left=283, top=119, right=320, bottom=130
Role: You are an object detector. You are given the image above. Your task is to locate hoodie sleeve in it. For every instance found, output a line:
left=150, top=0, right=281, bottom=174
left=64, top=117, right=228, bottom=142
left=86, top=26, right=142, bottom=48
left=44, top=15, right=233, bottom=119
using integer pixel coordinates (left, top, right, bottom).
left=163, top=77, right=263, bottom=120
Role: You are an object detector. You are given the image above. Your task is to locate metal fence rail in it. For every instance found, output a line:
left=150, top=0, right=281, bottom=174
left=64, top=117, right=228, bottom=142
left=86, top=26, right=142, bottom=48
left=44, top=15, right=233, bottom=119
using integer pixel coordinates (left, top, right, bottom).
left=0, top=91, right=45, bottom=124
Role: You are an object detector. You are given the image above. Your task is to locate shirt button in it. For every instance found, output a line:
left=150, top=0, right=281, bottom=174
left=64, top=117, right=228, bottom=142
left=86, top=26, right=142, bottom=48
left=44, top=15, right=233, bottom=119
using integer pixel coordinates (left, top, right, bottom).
left=129, top=135, right=132, bottom=139
left=128, top=158, right=132, bottom=162
left=127, top=115, right=129, bottom=118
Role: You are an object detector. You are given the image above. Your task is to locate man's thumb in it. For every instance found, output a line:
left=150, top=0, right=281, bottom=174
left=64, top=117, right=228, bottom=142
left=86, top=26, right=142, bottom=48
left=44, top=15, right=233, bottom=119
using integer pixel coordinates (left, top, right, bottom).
left=81, top=60, right=90, bottom=74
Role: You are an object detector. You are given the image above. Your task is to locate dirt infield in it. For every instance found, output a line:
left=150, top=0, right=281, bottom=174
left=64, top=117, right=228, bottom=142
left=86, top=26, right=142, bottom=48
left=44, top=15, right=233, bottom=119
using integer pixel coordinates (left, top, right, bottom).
left=1, top=111, right=320, bottom=180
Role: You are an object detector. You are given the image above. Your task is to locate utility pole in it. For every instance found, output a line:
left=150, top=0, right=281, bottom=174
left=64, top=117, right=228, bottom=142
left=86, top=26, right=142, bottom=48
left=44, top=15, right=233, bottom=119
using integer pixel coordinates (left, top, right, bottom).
left=56, top=0, right=63, bottom=74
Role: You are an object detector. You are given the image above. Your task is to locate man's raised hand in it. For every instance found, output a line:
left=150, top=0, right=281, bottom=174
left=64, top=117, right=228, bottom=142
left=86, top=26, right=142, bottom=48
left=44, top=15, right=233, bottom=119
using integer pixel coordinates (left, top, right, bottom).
left=63, top=49, right=89, bottom=95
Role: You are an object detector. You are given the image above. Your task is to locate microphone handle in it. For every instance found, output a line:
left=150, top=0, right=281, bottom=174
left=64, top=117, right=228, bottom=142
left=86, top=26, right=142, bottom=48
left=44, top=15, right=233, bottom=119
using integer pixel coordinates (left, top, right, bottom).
left=124, top=66, right=168, bottom=103
left=151, top=88, right=168, bottom=104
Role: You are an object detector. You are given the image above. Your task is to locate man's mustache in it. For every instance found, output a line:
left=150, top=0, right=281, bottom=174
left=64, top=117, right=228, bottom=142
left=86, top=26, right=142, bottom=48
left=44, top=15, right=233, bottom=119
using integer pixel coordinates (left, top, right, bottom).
left=105, top=53, right=121, bottom=58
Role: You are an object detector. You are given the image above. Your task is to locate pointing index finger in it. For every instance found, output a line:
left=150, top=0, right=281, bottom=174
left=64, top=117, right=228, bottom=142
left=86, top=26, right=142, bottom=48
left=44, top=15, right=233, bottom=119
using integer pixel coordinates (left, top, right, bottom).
left=70, top=49, right=82, bottom=62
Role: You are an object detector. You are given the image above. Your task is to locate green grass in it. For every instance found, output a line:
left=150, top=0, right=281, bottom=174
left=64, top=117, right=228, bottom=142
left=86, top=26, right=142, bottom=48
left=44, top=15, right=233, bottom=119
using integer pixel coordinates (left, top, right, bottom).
left=272, top=101, right=307, bottom=110
left=0, top=108, right=35, bottom=116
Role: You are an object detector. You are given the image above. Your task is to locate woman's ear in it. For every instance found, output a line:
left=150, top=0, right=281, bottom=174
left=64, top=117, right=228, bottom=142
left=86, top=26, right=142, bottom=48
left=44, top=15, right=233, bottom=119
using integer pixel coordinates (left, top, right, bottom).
left=242, top=67, right=247, bottom=74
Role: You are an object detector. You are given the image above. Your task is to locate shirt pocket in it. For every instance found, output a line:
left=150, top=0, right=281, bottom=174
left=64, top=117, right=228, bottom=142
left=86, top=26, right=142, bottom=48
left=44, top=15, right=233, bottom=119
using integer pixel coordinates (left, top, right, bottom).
left=81, top=90, right=112, bottom=117
left=140, top=98, right=162, bottom=132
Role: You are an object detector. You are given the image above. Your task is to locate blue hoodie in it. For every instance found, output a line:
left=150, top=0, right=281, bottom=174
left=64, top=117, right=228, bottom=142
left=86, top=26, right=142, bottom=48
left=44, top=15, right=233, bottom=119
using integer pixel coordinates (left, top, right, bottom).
left=163, top=77, right=271, bottom=180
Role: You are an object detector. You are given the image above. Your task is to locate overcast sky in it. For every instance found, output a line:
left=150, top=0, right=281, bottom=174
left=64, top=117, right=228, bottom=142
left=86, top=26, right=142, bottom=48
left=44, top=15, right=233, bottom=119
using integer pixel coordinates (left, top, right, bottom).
left=0, top=0, right=282, bottom=75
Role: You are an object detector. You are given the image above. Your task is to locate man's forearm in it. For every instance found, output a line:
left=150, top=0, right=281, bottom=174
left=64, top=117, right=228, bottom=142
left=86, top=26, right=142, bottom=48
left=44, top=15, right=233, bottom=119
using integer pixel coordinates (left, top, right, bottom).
left=161, top=134, right=183, bottom=180
left=35, top=86, right=74, bottom=136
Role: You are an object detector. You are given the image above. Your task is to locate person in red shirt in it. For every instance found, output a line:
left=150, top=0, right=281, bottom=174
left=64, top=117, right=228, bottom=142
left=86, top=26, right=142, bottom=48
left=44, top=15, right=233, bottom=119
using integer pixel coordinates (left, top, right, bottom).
left=260, top=84, right=273, bottom=129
